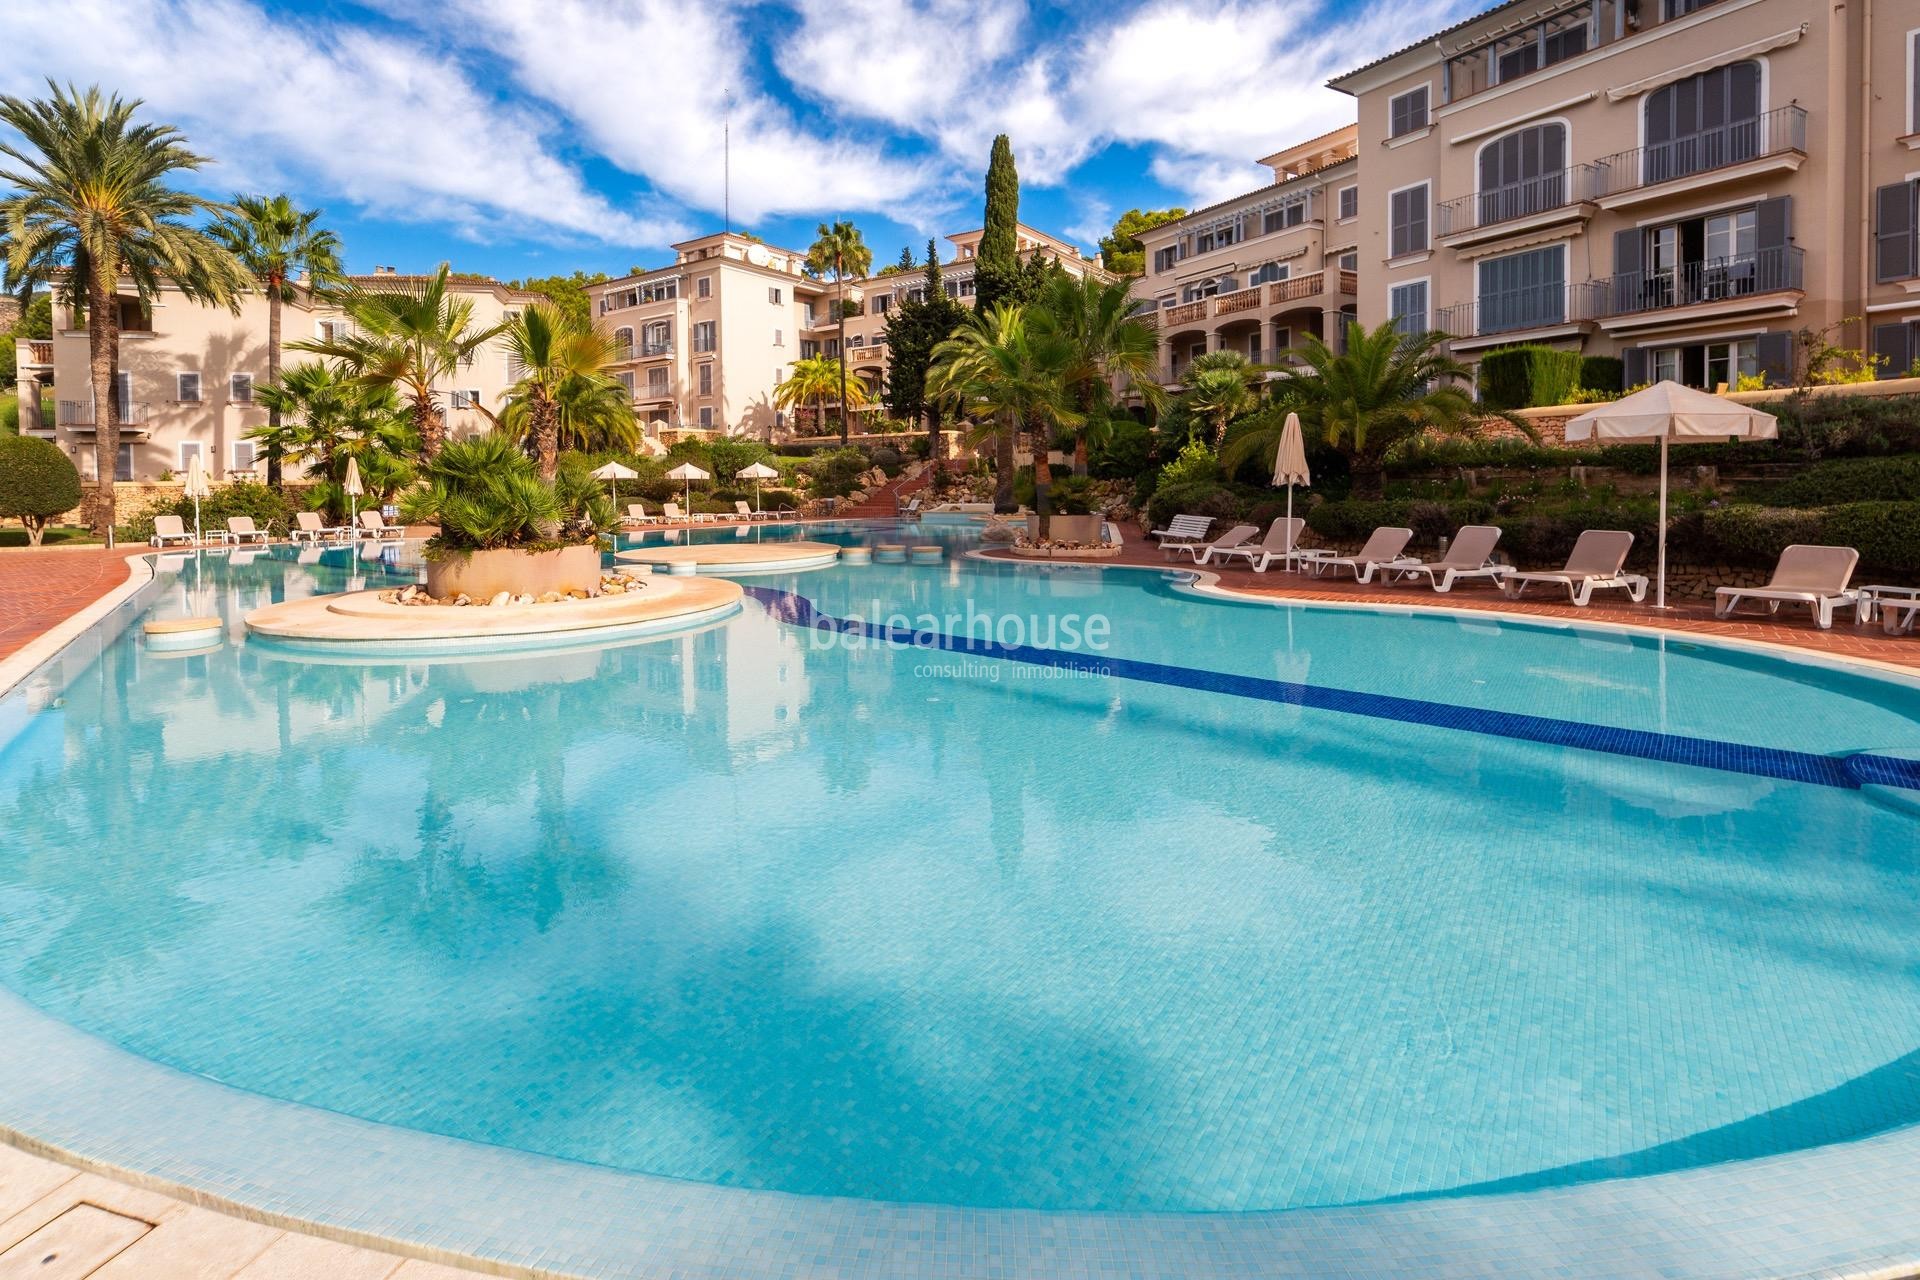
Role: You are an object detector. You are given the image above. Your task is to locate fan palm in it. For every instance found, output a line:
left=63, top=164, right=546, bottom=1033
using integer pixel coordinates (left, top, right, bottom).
left=775, top=356, right=867, bottom=436
left=1180, top=350, right=1267, bottom=446
left=504, top=371, right=638, bottom=458
left=1032, top=274, right=1166, bottom=476
left=805, top=220, right=872, bottom=444
left=1224, top=321, right=1501, bottom=495
left=928, top=303, right=1080, bottom=537
left=0, top=83, right=249, bottom=533
left=498, top=303, right=628, bottom=479
left=291, top=263, right=507, bottom=459
left=211, top=193, right=343, bottom=487
left=250, top=360, right=416, bottom=516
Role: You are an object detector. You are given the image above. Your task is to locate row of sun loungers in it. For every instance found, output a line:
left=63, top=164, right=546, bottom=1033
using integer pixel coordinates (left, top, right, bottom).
left=1149, top=512, right=1876, bottom=627
left=622, top=501, right=794, bottom=526
left=148, top=510, right=403, bottom=547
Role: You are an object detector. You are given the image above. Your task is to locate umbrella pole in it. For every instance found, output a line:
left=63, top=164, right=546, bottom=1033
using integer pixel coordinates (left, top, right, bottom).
left=193, top=495, right=201, bottom=546
left=1656, top=433, right=1669, bottom=610
left=1285, top=483, right=1294, bottom=572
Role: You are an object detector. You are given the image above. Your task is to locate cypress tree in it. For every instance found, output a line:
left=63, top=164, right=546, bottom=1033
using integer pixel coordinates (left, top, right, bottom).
left=975, top=134, right=1019, bottom=313
left=884, top=239, right=968, bottom=468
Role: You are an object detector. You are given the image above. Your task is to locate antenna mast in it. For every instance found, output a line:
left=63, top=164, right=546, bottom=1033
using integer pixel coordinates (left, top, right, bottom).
left=723, top=99, right=732, bottom=233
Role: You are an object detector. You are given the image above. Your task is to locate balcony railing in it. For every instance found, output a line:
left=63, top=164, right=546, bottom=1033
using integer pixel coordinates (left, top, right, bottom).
left=16, top=339, right=53, bottom=366
left=1215, top=287, right=1265, bottom=315
left=1593, top=106, right=1806, bottom=197
left=1162, top=300, right=1209, bottom=325
left=1437, top=283, right=1600, bottom=338
left=1599, top=246, right=1805, bottom=317
left=58, top=400, right=148, bottom=426
left=1436, top=165, right=1601, bottom=236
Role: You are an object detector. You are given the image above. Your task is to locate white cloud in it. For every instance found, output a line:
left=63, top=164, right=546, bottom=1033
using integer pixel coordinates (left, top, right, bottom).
left=0, top=0, right=677, bottom=248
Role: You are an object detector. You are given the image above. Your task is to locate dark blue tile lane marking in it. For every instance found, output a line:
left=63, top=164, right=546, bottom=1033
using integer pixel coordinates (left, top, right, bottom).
left=743, top=585, right=1920, bottom=795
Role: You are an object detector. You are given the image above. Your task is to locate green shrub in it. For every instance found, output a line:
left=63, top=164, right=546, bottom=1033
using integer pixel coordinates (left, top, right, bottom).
left=868, top=445, right=905, bottom=476
left=399, top=432, right=612, bottom=554
left=1579, top=356, right=1624, bottom=397
left=1048, top=474, right=1096, bottom=515
left=1305, top=499, right=1413, bottom=541
left=0, top=434, right=82, bottom=544
left=1762, top=455, right=1920, bottom=507
left=119, top=481, right=294, bottom=544
left=1817, top=502, right=1920, bottom=573
left=1157, top=438, right=1220, bottom=489
left=1407, top=499, right=1496, bottom=543
left=1695, top=504, right=1829, bottom=566
left=1090, top=419, right=1155, bottom=480
left=800, top=447, right=870, bottom=498
left=1144, top=480, right=1243, bottom=533
left=1495, top=503, right=1659, bottom=566
left=1478, top=346, right=1586, bottom=410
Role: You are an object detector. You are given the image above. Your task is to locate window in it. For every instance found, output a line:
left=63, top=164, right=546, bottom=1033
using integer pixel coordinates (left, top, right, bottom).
left=1152, top=245, right=1182, bottom=273
left=1338, top=251, right=1360, bottom=271
left=1875, top=180, right=1919, bottom=282
left=1389, top=85, right=1430, bottom=137
left=698, top=407, right=714, bottom=428
left=613, top=326, right=634, bottom=352
left=1194, top=221, right=1241, bottom=253
left=872, top=293, right=892, bottom=314
left=1664, top=0, right=1726, bottom=17
left=1338, top=186, right=1358, bottom=220
left=177, top=372, right=202, bottom=403
left=1261, top=199, right=1309, bottom=235
left=115, top=442, right=133, bottom=482
left=692, top=321, right=716, bottom=353
left=178, top=441, right=204, bottom=469
left=1651, top=347, right=1681, bottom=383
left=699, top=364, right=712, bottom=395
left=1476, top=245, right=1566, bottom=333
left=618, top=371, right=636, bottom=395
left=641, top=279, right=679, bottom=303
left=1704, top=338, right=1758, bottom=389
left=1623, top=198, right=1790, bottom=311
left=1389, top=280, right=1429, bottom=336
left=1272, top=325, right=1293, bottom=354
left=801, top=339, right=820, bottom=359
left=231, top=441, right=257, bottom=472
left=450, top=389, right=482, bottom=409
left=114, top=371, right=132, bottom=414
left=696, top=276, right=711, bottom=299
left=773, top=328, right=784, bottom=347
left=643, top=321, right=671, bottom=353
left=318, top=319, right=351, bottom=342
left=1389, top=184, right=1430, bottom=257
left=1249, top=262, right=1290, bottom=286
left=647, top=368, right=669, bottom=397
left=769, top=286, right=783, bottom=305
left=1181, top=278, right=1227, bottom=302
left=1871, top=320, right=1920, bottom=379
left=1642, top=61, right=1761, bottom=185
left=229, top=373, right=253, bottom=403
left=1912, top=30, right=1920, bottom=134
left=1631, top=334, right=1788, bottom=387
left=1477, top=122, right=1568, bottom=224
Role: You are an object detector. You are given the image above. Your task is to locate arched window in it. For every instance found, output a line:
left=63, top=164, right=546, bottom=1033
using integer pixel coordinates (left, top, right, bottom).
left=1643, top=61, right=1761, bottom=185
left=1477, top=122, right=1567, bottom=224
left=1248, top=262, right=1290, bottom=287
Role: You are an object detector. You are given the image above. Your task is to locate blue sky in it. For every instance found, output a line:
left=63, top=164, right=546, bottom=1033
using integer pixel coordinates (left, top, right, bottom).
left=1, top=0, right=1476, bottom=281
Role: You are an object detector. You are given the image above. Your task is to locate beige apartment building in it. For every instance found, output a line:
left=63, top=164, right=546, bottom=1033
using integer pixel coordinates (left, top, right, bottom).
left=12, top=269, right=541, bottom=482
left=1323, top=0, right=1920, bottom=388
left=1132, top=128, right=1364, bottom=384
left=585, top=225, right=1110, bottom=439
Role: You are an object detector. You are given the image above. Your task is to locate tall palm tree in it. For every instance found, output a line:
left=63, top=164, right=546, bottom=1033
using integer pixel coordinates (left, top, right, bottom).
left=505, top=372, right=638, bottom=458
left=1032, top=274, right=1166, bottom=476
left=497, top=302, right=626, bottom=479
left=291, top=263, right=506, bottom=459
left=805, top=220, right=872, bottom=444
left=775, top=355, right=868, bottom=436
left=0, top=83, right=248, bottom=534
left=211, top=193, right=344, bottom=488
left=1180, top=350, right=1266, bottom=446
left=929, top=303, right=1079, bottom=537
left=1223, top=321, right=1499, bottom=496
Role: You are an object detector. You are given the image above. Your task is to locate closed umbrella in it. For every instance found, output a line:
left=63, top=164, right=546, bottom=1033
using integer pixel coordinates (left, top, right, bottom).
left=1565, top=381, right=1777, bottom=609
left=343, top=456, right=365, bottom=535
left=590, top=461, right=639, bottom=510
left=737, top=460, right=779, bottom=512
left=666, top=461, right=710, bottom=515
left=183, top=452, right=211, bottom=545
left=1270, top=411, right=1310, bottom=568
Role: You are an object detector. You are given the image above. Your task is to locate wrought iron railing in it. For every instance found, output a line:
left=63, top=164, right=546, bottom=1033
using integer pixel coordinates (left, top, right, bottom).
left=1592, top=106, right=1806, bottom=196
left=1435, top=164, right=1601, bottom=236
left=1597, top=246, right=1805, bottom=317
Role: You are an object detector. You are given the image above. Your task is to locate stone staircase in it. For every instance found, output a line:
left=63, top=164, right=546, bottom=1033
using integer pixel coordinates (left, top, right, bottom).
left=839, top=463, right=947, bottom=517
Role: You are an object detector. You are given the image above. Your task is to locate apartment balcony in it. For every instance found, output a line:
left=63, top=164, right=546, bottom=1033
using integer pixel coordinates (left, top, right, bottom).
left=1438, top=284, right=1601, bottom=352
left=1595, top=246, right=1805, bottom=332
left=1214, top=287, right=1266, bottom=317
left=57, top=400, right=150, bottom=430
left=1593, top=107, right=1807, bottom=210
left=1268, top=269, right=1357, bottom=306
left=1435, top=166, right=1601, bottom=249
left=1162, top=300, right=1209, bottom=326
left=14, top=338, right=53, bottom=370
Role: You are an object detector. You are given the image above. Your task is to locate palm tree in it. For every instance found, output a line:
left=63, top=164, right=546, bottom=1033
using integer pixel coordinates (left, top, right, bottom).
left=211, top=193, right=343, bottom=488
left=497, top=302, right=627, bottom=479
left=1223, top=321, right=1498, bottom=496
left=1180, top=350, right=1266, bottom=446
left=775, top=355, right=868, bottom=435
left=505, top=372, right=638, bottom=458
left=805, top=220, right=872, bottom=444
left=251, top=360, right=416, bottom=516
left=0, top=83, right=249, bottom=534
left=1032, top=274, right=1165, bottom=476
left=929, top=303, right=1079, bottom=537
left=291, top=263, right=507, bottom=460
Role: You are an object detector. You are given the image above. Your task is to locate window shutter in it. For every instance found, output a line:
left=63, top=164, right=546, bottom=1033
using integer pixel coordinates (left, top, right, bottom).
left=1753, top=331, right=1793, bottom=387
left=1871, top=323, right=1914, bottom=380
left=1875, top=182, right=1917, bottom=283
left=1623, top=347, right=1649, bottom=386
left=1612, top=227, right=1643, bottom=313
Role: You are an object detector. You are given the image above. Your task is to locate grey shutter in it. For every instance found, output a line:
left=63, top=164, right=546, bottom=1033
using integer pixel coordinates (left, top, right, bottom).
left=1753, top=331, right=1793, bottom=387
left=1612, top=227, right=1643, bottom=313
left=1875, top=182, right=1916, bottom=283
left=1871, top=323, right=1913, bottom=380
left=1623, top=347, right=1649, bottom=386
left=1754, top=195, right=1793, bottom=289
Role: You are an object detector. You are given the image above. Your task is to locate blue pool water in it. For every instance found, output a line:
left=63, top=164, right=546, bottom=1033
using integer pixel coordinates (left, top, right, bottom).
left=1, top=521, right=1918, bottom=1215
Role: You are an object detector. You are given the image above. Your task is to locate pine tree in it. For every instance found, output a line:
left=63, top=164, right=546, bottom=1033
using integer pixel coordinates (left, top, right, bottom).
left=894, top=246, right=914, bottom=273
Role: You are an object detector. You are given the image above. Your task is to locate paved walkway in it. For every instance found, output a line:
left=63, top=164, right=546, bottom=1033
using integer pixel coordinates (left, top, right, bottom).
left=0, top=546, right=147, bottom=662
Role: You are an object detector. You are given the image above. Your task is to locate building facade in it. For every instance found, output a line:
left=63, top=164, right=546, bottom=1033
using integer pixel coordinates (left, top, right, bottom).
left=12, top=269, right=540, bottom=483
left=1131, top=128, right=1364, bottom=385
left=1322, top=0, right=1920, bottom=387
left=585, top=225, right=1110, bottom=439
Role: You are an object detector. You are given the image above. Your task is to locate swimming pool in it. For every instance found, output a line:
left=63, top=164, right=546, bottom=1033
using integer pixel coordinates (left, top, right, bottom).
left=1, top=522, right=1918, bottom=1270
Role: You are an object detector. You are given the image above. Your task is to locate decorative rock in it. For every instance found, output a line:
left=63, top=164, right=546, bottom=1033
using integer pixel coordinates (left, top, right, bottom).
left=488, top=591, right=511, bottom=607
left=538, top=591, right=565, bottom=604
left=979, top=524, right=1018, bottom=544
left=454, top=594, right=472, bottom=606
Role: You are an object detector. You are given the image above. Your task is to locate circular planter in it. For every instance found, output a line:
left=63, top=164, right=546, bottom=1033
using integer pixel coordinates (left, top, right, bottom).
left=1025, top=513, right=1103, bottom=544
left=424, top=544, right=603, bottom=601
left=874, top=544, right=907, bottom=564
left=909, top=545, right=945, bottom=565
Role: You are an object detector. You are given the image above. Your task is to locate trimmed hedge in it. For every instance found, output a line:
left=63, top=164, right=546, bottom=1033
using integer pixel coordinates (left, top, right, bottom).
left=1699, top=501, right=1920, bottom=574
left=1580, top=356, right=1625, bottom=396
left=1478, top=346, right=1585, bottom=410
left=1761, top=455, right=1920, bottom=507
left=0, top=434, right=82, bottom=544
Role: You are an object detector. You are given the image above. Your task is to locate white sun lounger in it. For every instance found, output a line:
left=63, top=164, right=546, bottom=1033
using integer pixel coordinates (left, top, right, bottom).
left=217, top=515, right=272, bottom=546
left=1303, top=527, right=1416, bottom=581
left=624, top=503, right=661, bottom=526
left=1502, top=530, right=1648, bottom=607
left=735, top=501, right=772, bottom=522
left=291, top=511, right=348, bottom=544
left=149, top=514, right=195, bottom=548
left=1150, top=513, right=1213, bottom=557
left=1175, top=523, right=1259, bottom=563
left=1714, top=544, right=1861, bottom=630
left=663, top=501, right=712, bottom=524
left=1201, top=517, right=1304, bottom=571
left=358, top=510, right=404, bottom=541
left=1379, top=525, right=1508, bottom=593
